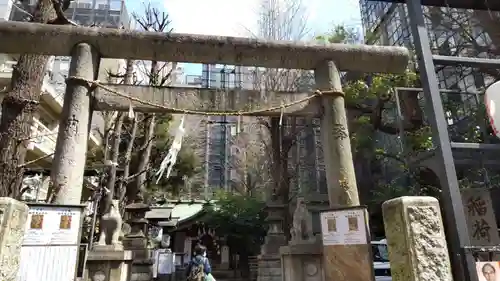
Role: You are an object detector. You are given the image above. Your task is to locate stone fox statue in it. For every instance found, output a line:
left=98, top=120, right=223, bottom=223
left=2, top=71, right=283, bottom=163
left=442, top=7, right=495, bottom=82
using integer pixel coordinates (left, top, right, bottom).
left=98, top=199, right=123, bottom=246
left=291, top=197, right=314, bottom=242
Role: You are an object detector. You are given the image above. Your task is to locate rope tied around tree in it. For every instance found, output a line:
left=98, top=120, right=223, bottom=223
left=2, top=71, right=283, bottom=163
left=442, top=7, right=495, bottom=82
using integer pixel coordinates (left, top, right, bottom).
left=66, top=76, right=345, bottom=116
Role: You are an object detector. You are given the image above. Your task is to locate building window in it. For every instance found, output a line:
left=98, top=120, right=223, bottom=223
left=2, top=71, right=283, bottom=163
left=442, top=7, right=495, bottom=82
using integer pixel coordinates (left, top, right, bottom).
left=109, top=14, right=119, bottom=24
left=77, top=3, right=92, bottom=9
left=37, top=116, right=51, bottom=129
left=110, top=0, right=122, bottom=11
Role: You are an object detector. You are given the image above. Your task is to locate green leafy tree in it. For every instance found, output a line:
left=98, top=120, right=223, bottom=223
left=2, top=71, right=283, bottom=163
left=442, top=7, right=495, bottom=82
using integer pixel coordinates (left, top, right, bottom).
left=144, top=115, right=200, bottom=200
left=316, top=25, right=361, bottom=44
left=204, top=191, right=267, bottom=276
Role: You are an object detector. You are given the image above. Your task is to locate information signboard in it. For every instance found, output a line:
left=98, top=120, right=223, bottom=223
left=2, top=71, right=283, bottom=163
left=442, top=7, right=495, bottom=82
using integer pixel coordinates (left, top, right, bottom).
left=18, top=204, right=84, bottom=281
left=320, top=208, right=368, bottom=246
left=319, top=206, right=375, bottom=281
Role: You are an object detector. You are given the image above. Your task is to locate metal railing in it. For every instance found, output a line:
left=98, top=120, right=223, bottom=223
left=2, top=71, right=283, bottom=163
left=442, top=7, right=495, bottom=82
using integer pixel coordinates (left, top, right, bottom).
left=30, top=118, right=57, bottom=154
left=0, top=60, right=16, bottom=73
left=41, top=76, right=64, bottom=106
left=1, top=59, right=64, bottom=106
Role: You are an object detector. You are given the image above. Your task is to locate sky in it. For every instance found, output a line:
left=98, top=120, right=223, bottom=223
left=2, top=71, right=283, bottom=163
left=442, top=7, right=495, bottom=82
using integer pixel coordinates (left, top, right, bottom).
left=127, top=0, right=362, bottom=77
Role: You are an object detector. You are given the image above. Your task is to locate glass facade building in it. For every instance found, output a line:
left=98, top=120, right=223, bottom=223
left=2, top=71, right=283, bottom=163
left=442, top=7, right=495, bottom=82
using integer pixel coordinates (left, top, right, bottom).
left=201, top=64, right=249, bottom=192
left=66, top=0, right=129, bottom=27
left=5, top=0, right=131, bottom=154
left=358, top=1, right=500, bottom=186
left=359, top=1, right=494, bottom=92
left=9, top=0, right=129, bottom=27
left=193, top=64, right=328, bottom=196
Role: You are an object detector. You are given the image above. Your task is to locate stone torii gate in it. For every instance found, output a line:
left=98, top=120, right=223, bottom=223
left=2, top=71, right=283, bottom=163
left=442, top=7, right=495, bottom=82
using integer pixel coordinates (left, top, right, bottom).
left=0, top=21, right=408, bottom=207
left=0, top=21, right=408, bottom=281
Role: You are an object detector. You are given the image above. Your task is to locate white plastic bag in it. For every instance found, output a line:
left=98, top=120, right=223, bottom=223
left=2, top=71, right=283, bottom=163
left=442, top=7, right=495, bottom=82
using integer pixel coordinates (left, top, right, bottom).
left=206, top=273, right=216, bottom=281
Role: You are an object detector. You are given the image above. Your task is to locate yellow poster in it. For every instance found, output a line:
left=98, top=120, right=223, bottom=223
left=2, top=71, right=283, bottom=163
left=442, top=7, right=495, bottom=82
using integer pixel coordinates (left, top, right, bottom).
left=59, top=215, right=72, bottom=230
left=30, top=214, right=44, bottom=229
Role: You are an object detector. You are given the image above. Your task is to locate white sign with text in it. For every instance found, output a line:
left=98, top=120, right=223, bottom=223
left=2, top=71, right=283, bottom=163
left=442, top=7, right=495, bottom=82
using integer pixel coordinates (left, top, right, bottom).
left=320, top=209, right=367, bottom=246
left=23, top=206, right=81, bottom=246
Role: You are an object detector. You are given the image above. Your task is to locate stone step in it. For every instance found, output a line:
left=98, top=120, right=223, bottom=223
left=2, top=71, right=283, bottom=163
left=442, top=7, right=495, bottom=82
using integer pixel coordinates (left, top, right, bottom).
left=212, top=270, right=238, bottom=279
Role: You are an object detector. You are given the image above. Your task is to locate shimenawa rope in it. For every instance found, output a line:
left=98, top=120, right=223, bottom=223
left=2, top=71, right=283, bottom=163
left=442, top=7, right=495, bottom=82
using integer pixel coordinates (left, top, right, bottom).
left=67, top=76, right=344, bottom=116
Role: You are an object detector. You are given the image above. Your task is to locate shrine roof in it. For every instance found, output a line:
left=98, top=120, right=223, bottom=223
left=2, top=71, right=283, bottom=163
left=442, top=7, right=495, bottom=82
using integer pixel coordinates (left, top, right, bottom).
left=146, top=206, right=173, bottom=221
left=148, top=199, right=217, bottom=226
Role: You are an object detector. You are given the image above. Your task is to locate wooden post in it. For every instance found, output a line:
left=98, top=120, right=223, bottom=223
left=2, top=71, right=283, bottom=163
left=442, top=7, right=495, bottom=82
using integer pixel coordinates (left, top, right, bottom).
left=49, top=43, right=100, bottom=205
left=315, top=60, right=360, bottom=207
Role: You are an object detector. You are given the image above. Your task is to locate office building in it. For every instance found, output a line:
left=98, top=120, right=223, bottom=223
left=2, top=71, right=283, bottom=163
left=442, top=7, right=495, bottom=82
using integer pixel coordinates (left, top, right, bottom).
left=358, top=1, right=498, bottom=187
left=0, top=0, right=133, bottom=200
left=176, top=64, right=326, bottom=197
left=359, top=1, right=494, bottom=92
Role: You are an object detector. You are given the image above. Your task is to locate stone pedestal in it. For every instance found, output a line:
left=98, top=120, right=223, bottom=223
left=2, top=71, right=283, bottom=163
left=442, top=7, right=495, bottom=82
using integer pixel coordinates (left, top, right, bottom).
left=85, top=250, right=133, bottom=281
left=258, top=202, right=287, bottom=281
left=382, top=196, right=453, bottom=281
left=0, top=198, right=29, bottom=281
left=260, top=203, right=287, bottom=255
left=280, top=242, right=323, bottom=281
left=258, top=254, right=282, bottom=281
left=130, top=259, right=155, bottom=281
left=298, top=193, right=329, bottom=241
left=156, top=273, right=174, bottom=281
left=123, top=203, right=150, bottom=250
left=123, top=202, right=153, bottom=281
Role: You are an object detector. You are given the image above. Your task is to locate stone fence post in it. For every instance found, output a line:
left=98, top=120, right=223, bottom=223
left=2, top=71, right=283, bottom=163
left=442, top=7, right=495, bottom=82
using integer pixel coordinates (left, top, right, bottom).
left=0, top=197, right=29, bottom=281
left=382, top=196, right=453, bottom=281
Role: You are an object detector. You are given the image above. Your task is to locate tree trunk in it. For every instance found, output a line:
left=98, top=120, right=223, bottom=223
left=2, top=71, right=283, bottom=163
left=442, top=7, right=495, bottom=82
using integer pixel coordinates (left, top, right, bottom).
left=104, top=59, right=134, bottom=208
left=103, top=113, right=124, bottom=201
left=0, top=0, right=57, bottom=197
left=270, top=117, right=283, bottom=201
left=238, top=248, right=250, bottom=278
left=120, top=115, right=137, bottom=209
left=127, top=58, right=162, bottom=203
left=103, top=114, right=113, bottom=160
left=130, top=113, right=156, bottom=203
left=93, top=112, right=113, bottom=216
left=269, top=117, right=294, bottom=239
left=353, top=144, right=376, bottom=205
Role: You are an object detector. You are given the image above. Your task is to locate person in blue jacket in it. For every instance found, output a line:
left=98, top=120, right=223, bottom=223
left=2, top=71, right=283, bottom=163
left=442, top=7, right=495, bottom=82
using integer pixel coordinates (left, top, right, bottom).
left=186, top=244, right=212, bottom=281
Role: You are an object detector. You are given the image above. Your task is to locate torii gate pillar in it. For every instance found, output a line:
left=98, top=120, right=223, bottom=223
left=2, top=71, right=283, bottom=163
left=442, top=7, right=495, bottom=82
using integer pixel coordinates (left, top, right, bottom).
left=315, top=61, right=359, bottom=207
left=48, top=43, right=100, bottom=204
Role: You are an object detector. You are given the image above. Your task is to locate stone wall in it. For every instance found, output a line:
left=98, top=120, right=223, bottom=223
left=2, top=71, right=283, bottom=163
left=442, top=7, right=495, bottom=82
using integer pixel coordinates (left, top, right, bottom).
left=280, top=243, right=323, bottom=281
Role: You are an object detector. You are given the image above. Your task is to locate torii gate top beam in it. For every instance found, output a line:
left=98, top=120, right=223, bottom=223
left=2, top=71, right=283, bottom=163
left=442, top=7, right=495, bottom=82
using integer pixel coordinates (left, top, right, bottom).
left=0, top=22, right=409, bottom=73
